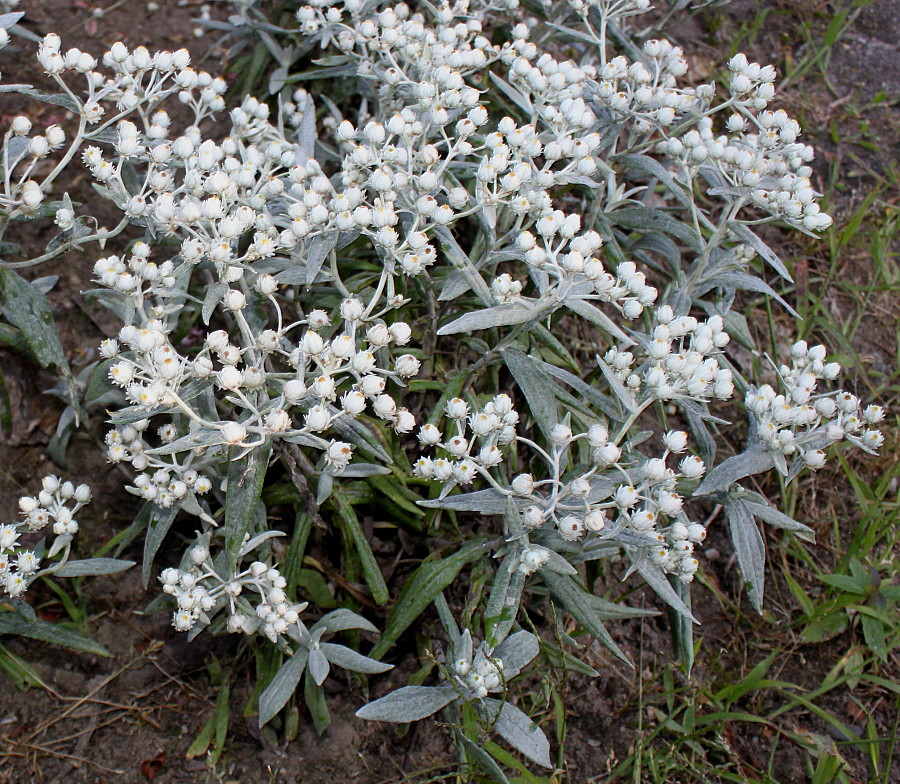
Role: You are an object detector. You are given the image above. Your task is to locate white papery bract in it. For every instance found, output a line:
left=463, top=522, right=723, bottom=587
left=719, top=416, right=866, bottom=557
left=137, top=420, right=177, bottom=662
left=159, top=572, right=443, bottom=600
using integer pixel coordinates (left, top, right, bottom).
left=1, top=477, right=92, bottom=597
left=745, top=342, right=884, bottom=468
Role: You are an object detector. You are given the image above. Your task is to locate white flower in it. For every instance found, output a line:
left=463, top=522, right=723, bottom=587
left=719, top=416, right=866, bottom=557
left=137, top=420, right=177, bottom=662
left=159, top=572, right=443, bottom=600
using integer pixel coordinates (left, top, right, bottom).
left=663, top=430, right=689, bottom=453
left=803, top=450, right=826, bottom=470
left=558, top=516, right=585, bottom=541
left=326, top=441, right=353, bottom=469
left=221, top=422, right=247, bottom=444
left=305, top=405, right=331, bottom=432
left=394, top=354, right=421, bottom=377
left=0, top=525, right=20, bottom=550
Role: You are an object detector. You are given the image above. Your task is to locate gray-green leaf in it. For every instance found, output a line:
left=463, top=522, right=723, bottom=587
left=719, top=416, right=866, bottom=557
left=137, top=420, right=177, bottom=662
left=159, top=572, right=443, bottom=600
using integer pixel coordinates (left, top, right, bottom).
left=53, top=558, right=134, bottom=577
left=308, top=646, right=331, bottom=686
left=355, top=685, right=458, bottom=723
left=482, top=698, right=552, bottom=769
left=258, top=648, right=309, bottom=727
left=319, top=643, right=393, bottom=674
left=724, top=496, right=766, bottom=612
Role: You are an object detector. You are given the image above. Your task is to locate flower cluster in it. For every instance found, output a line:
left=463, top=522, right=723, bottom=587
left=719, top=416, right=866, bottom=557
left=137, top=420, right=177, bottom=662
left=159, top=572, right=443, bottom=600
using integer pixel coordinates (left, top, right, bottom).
left=746, top=342, right=885, bottom=467
left=605, top=305, right=735, bottom=401
left=507, top=422, right=707, bottom=582
left=161, top=544, right=306, bottom=642
left=451, top=638, right=505, bottom=700
left=1, top=476, right=91, bottom=597
left=413, top=394, right=519, bottom=492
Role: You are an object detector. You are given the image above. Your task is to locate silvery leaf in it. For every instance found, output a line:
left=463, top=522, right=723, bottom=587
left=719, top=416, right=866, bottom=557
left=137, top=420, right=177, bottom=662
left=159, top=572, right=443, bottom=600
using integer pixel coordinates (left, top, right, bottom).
left=316, top=468, right=334, bottom=506
left=458, top=628, right=473, bottom=662
left=611, top=206, right=704, bottom=253
left=597, top=357, right=637, bottom=414
left=743, top=501, right=814, bottom=542
left=258, top=648, right=309, bottom=727
left=454, top=729, right=512, bottom=784
left=239, top=530, right=286, bottom=557
left=275, top=264, right=307, bottom=285
left=541, top=571, right=631, bottom=665
left=502, top=349, right=560, bottom=443
left=694, top=445, right=774, bottom=495
left=54, top=558, right=134, bottom=577
left=420, top=487, right=510, bottom=513
left=304, top=231, right=338, bottom=285
left=701, top=271, right=799, bottom=318
left=437, top=302, right=544, bottom=336
left=481, top=699, right=552, bottom=769
left=728, top=221, right=793, bottom=281
left=46, top=534, right=72, bottom=558
left=588, top=594, right=659, bottom=620
left=319, top=643, right=393, bottom=674
left=0, top=11, right=23, bottom=28
left=723, top=496, right=766, bottom=612
left=565, top=298, right=633, bottom=345
left=631, top=555, right=698, bottom=623
left=202, top=282, right=227, bottom=325
left=493, top=630, right=539, bottom=679
left=532, top=359, right=619, bottom=419
left=433, top=226, right=493, bottom=305
left=682, top=402, right=717, bottom=467
left=488, top=72, right=532, bottom=113
left=147, top=428, right=225, bottom=455
left=723, top=309, right=755, bottom=349
left=542, top=548, right=578, bottom=576
left=295, top=92, right=317, bottom=159
left=630, top=232, right=681, bottom=271
left=355, top=685, right=458, bottom=723
left=329, top=413, right=391, bottom=463
left=308, top=646, right=331, bottom=686
left=310, top=608, right=380, bottom=635
left=337, top=463, right=392, bottom=478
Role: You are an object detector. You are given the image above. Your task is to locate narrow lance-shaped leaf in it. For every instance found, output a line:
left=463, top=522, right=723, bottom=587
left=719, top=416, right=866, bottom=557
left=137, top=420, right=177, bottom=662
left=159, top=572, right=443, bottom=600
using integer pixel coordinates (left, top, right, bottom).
left=370, top=537, right=488, bottom=659
left=695, top=445, right=774, bottom=496
left=53, top=558, right=134, bottom=577
left=0, top=614, right=109, bottom=657
left=743, top=501, right=815, bottom=542
left=310, top=607, right=380, bottom=636
left=610, top=205, right=704, bottom=252
left=482, top=698, right=552, bottom=769
left=420, top=487, right=510, bottom=513
left=305, top=231, right=338, bottom=285
left=564, top=297, right=634, bottom=345
left=331, top=490, right=388, bottom=605
left=141, top=504, right=179, bottom=588
left=319, top=642, right=393, bottom=674
left=224, top=442, right=272, bottom=571
left=454, top=729, right=512, bottom=784
left=724, top=496, right=766, bottom=612
left=542, top=570, right=631, bottom=665
left=631, top=554, right=699, bottom=623
left=727, top=221, right=793, bottom=281
left=668, top=578, right=695, bottom=674
left=502, top=348, right=560, bottom=443
left=437, top=302, right=546, bottom=336
left=308, top=646, right=330, bottom=686
left=355, top=685, right=458, bottom=723
left=304, top=667, right=331, bottom=735
left=493, top=630, right=539, bottom=679
left=0, top=269, right=80, bottom=418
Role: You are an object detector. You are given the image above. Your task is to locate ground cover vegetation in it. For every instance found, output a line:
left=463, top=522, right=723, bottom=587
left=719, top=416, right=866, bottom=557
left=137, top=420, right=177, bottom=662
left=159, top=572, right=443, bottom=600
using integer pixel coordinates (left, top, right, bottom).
left=0, top=0, right=896, bottom=781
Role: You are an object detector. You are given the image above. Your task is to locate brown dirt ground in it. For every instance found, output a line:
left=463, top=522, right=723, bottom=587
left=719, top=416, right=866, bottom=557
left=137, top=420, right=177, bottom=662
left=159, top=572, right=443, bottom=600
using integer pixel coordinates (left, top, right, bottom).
left=0, top=1, right=897, bottom=783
